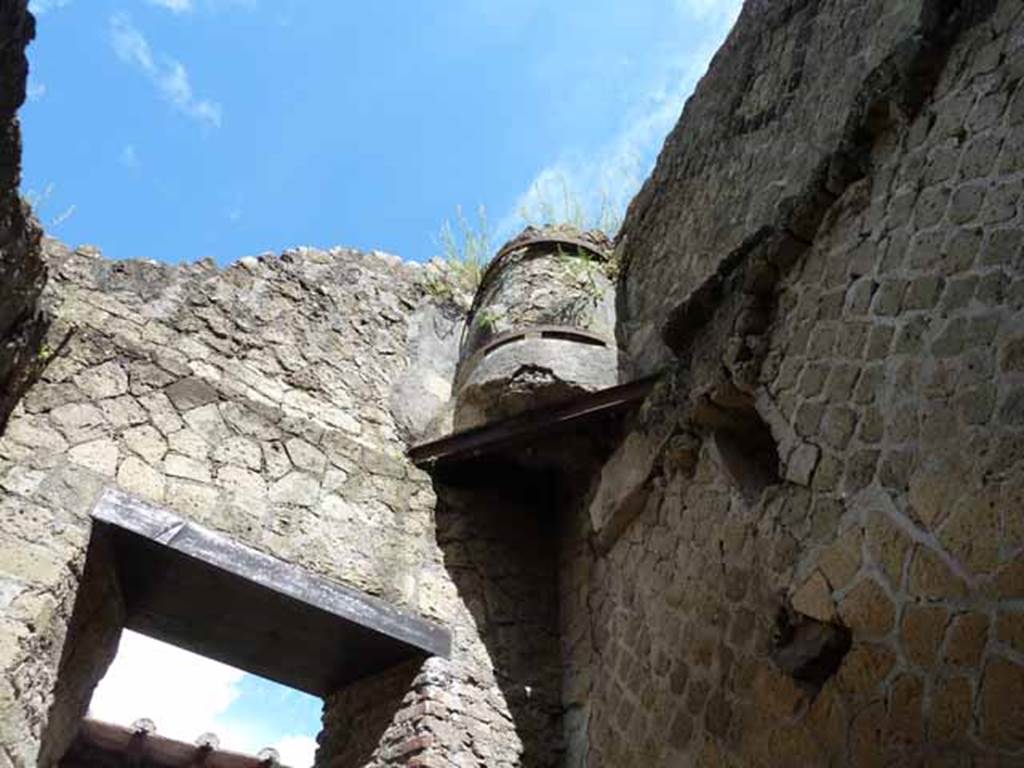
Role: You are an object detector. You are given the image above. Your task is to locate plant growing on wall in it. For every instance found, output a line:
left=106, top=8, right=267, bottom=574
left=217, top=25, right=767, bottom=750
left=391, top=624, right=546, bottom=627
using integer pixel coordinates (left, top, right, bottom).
left=553, top=247, right=607, bottom=325
left=475, top=307, right=505, bottom=334
left=439, top=204, right=492, bottom=285
left=429, top=180, right=622, bottom=305
left=22, top=182, right=76, bottom=229
left=517, top=174, right=623, bottom=237
left=425, top=205, right=493, bottom=304
left=518, top=176, right=623, bottom=280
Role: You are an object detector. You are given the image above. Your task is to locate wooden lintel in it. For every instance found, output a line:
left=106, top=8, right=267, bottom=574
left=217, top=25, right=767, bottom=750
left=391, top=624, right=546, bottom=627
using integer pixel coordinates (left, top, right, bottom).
left=91, top=489, right=450, bottom=695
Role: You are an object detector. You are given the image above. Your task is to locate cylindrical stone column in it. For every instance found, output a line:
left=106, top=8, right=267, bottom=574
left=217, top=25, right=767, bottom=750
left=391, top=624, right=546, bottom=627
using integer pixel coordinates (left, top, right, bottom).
left=453, top=225, right=621, bottom=430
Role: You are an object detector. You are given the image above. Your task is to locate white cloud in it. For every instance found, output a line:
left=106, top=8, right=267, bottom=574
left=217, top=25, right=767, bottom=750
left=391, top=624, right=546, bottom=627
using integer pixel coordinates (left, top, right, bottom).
left=500, top=1, right=741, bottom=239
left=501, top=83, right=677, bottom=237
left=89, top=631, right=317, bottom=766
left=26, top=80, right=46, bottom=102
left=674, top=0, right=742, bottom=22
left=148, top=0, right=193, bottom=12
left=158, top=60, right=223, bottom=126
left=89, top=631, right=245, bottom=744
left=147, top=0, right=257, bottom=13
left=110, top=13, right=155, bottom=70
left=109, top=13, right=223, bottom=128
left=273, top=735, right=318, bottom=766
left=118, top=144, right=140, bottom=170
left=28, top=0, right=72, bottom=15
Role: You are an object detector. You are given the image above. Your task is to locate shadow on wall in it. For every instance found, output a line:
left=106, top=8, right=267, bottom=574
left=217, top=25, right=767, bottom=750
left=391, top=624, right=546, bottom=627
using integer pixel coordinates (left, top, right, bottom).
left=320, top=659, right=421, bottom=766
left=433, top=460, right=565, bottom=768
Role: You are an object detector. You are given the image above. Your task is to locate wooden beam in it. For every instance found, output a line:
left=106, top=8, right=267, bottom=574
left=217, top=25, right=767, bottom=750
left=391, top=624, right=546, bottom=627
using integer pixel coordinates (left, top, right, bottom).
left=408, top=376, right=659, bottom=468
left=92, top=490, right=450, bottom=695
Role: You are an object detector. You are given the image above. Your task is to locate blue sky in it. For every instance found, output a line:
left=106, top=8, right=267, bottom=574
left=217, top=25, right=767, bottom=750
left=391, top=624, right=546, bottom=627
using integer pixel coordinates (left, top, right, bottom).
left=24, top=0, right=740, bottom=265
left=31, top=1, right=742, bottom=764
left=89, top=631, right=322, bottom=764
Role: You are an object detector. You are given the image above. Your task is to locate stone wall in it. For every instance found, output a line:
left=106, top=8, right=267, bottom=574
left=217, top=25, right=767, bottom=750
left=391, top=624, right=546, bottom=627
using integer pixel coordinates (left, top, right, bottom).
left=0, top=0, right=45, bottom=430
left=4, top=0, right=1024, bottom=765
left=318, top=466, right=566, bottom=768
left=619, top=0, right=1003, bottom=375
left=329, top=295, right=567, bottom=768
left=0, top=239, right=549, bottom=766
left=565, top=0, right=1024, bottom=765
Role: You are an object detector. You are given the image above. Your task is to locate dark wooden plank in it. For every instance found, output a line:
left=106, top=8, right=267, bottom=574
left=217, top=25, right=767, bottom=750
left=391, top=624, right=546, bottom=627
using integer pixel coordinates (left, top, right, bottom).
left=91, top=490, right=450, bottom=695
left=408, top=375, right=658, bottom=467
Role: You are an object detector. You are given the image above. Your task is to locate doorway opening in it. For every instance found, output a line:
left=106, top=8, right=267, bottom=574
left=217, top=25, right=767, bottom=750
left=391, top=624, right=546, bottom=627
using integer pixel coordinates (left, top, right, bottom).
left=64, top=629, right=321, bottom=766
left=39, top=489, right=450, bottom=767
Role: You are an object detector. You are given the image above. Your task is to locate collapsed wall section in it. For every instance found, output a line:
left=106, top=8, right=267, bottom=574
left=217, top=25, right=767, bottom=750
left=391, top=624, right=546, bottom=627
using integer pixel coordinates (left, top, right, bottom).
left=566, top=0, right=1024, bottom=765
